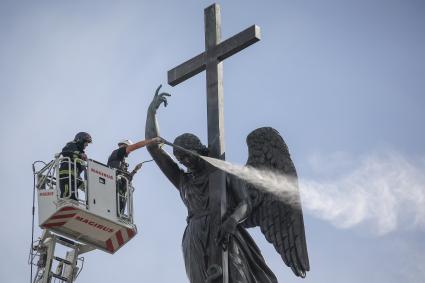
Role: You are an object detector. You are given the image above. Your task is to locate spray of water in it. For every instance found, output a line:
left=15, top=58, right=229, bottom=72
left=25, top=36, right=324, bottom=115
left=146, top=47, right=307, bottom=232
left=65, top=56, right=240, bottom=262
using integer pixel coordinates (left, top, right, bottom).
left=201, top=152, right=425, bottom=235
left=202, top=156, right=301, bottom=207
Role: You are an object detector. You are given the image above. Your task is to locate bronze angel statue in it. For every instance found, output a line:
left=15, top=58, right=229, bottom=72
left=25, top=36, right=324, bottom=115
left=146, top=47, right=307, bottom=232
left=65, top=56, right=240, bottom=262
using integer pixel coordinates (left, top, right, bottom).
left=145, top=86, right=310, bottom=283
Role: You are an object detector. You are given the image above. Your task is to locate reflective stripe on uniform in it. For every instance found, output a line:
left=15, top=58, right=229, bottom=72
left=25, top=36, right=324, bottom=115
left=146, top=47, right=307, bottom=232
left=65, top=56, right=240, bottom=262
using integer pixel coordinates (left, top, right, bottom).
left=64, top=184, right=69, bottom=197
left=59, top=170, right=75, bottom=176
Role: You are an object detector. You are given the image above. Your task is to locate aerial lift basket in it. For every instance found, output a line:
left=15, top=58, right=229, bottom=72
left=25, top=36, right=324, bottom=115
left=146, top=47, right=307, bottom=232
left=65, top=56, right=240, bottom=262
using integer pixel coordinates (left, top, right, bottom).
left=36, top=157, right=137, bottom=254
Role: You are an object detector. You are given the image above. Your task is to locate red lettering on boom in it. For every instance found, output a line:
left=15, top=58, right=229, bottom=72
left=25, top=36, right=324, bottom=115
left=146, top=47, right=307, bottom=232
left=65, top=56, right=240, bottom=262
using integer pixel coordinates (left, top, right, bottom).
left=74, top=215, right=114, bottom=233
left=90, top=168, right=113, bottom=180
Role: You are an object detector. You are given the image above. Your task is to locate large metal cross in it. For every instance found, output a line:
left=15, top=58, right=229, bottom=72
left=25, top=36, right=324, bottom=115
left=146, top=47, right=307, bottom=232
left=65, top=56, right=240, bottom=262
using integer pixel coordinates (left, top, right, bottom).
left=167, top=3, right=260, bottom=282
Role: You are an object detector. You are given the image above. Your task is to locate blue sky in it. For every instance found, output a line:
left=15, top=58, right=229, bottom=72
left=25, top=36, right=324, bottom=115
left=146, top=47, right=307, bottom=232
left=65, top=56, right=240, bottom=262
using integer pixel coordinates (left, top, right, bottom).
left=1, top=0, right=424, bottom=282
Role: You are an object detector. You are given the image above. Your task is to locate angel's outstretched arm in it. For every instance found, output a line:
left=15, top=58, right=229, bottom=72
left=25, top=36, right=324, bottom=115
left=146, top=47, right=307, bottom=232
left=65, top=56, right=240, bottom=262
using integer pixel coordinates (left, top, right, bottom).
left=145, top=85, right=183, bottom=190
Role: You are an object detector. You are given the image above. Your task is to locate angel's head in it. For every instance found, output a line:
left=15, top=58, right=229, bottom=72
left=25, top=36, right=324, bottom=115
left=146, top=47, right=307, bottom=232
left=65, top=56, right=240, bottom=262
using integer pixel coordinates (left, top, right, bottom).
left=173, top=133, right=208, bottom=172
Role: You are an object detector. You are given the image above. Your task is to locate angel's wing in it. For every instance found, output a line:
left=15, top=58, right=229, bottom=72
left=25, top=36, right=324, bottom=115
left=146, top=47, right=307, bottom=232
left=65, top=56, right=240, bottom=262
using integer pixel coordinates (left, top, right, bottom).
left=242, top=127, right=310, bottom=277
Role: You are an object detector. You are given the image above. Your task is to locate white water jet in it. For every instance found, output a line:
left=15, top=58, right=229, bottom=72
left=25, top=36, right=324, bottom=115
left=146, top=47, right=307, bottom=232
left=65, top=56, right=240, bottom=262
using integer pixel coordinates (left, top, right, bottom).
left=202, top=156, right=301, bottom=206
left=201, top=152, right=425, bottom=235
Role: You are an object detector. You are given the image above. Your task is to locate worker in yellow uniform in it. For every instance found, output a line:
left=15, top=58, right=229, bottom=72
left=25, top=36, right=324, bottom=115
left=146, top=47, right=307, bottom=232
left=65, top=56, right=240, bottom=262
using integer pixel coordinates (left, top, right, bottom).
left=59, top=132, right=92, bottom=200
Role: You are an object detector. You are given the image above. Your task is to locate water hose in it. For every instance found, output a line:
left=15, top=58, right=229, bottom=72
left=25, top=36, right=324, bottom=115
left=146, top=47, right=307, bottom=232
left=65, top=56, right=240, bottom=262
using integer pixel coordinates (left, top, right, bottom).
left=159, top=137, right=202, bottom=158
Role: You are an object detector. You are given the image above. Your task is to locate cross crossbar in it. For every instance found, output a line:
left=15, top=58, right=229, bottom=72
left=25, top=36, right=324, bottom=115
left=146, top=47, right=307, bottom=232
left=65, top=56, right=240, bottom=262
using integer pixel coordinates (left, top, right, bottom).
left=168, top=25, right=261, bottom=86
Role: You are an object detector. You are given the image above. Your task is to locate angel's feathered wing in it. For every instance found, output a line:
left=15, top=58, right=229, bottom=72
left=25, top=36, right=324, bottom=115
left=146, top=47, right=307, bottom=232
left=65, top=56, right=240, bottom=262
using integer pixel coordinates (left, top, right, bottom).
left=242, top=127, right=310, bottom=277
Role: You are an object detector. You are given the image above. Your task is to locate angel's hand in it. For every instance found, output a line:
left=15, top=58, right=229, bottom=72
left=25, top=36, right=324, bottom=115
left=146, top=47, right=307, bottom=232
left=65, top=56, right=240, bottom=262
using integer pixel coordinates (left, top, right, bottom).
left=150, top=84, right=171, bottom=111
left=216, top=217, right=238, bottom=250
left=150, top=137, right=163, bottom=145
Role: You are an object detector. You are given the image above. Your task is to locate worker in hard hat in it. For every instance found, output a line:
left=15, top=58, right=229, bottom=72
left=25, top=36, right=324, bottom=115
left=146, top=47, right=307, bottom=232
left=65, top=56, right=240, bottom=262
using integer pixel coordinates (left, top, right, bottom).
left=107, top=137, right=161, bottom=215
left=59, top=132, right=92, bottom=201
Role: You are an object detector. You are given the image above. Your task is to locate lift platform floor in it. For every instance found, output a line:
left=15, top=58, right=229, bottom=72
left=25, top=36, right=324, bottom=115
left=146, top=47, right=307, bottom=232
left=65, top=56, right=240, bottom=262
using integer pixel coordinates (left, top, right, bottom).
left=40, top=203, right=137, bottom=254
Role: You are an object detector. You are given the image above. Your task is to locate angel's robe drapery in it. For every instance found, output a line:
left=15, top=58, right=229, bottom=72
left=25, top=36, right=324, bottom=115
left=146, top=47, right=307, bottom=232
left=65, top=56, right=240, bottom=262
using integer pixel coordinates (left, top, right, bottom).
left=179, top=169, right=278, bottom=283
